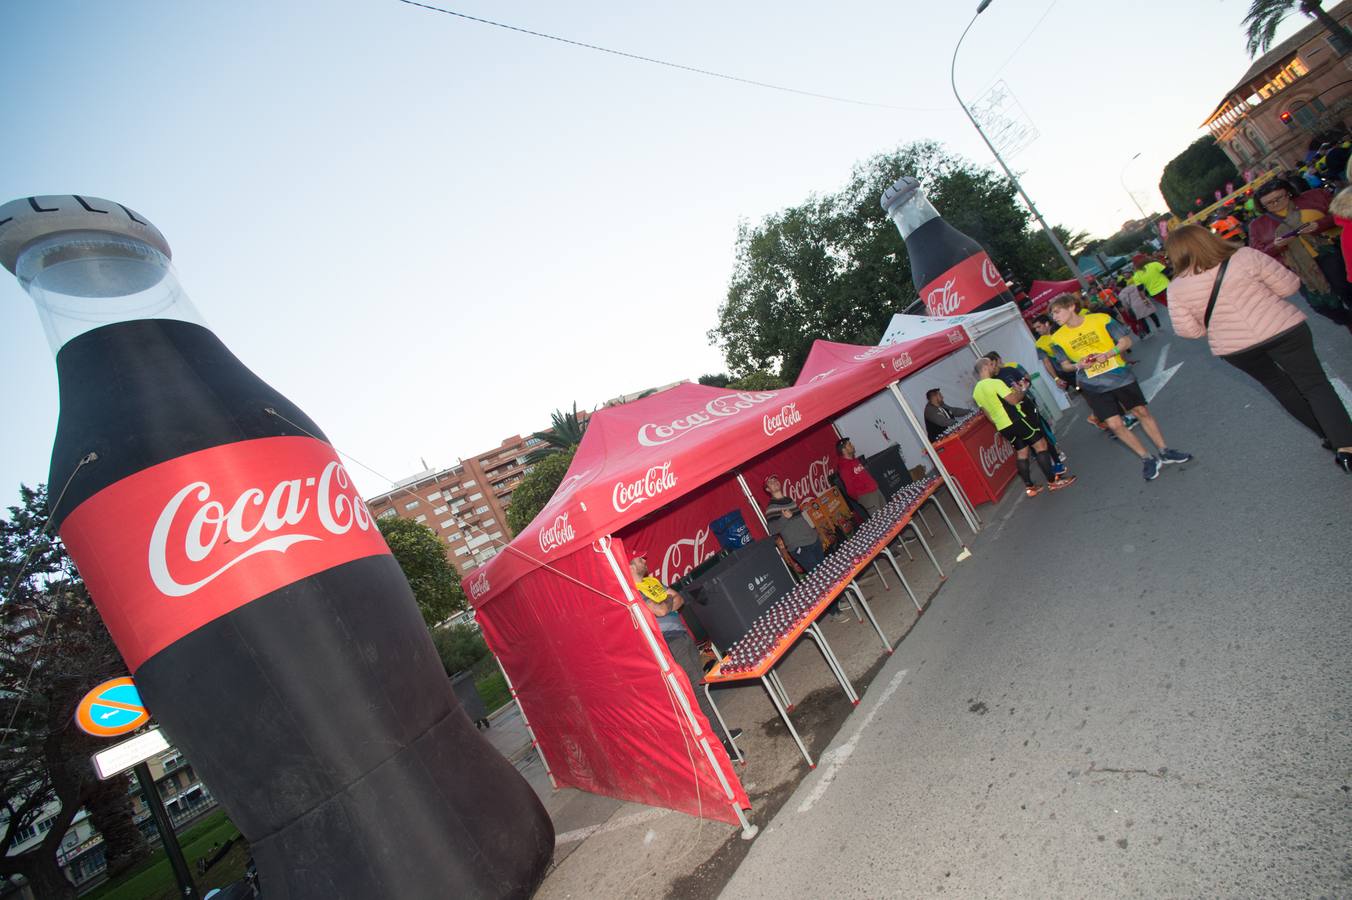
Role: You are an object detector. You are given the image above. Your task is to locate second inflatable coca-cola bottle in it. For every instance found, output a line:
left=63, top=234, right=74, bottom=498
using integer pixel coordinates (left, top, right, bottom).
left=0, top=196, right=553, bottom=899
left=880, top=175, right=1015, bottom=317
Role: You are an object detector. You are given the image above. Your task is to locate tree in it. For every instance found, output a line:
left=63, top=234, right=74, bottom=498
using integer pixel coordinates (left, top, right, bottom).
left=710, top=141, right=1077, bottom=382
left=431, top=625, right=490, bottom=676
left=0, top=486, right=149, bottom=898
left=1158, top=137, right=1241, bottom=217
left=1243, top=0, right=1352, bottom=57
left=375, top=517, right=466, bottom=626
left=505, top=450, right=575, bottom=535
left=525, top=403, right=587, bottom=462
left=697, top=374, right=732, bottom=388
left=727, top=371, right=789, bottom=391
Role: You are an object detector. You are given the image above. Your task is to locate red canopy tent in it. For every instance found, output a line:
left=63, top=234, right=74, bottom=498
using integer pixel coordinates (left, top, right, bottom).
left=469, top=329, right=972, bottom=829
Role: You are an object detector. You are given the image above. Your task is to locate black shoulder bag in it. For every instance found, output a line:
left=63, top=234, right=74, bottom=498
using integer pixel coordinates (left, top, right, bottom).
left=1203, top=257, right=1232, bottom=329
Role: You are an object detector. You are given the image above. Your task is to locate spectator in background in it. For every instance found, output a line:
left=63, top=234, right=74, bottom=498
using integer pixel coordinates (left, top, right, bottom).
left=1165, top=225, right=1351, bottom=474
left=834, top=438, right=884, bottom=514
left=923, top=388, right=972, bottom=440
left=1118, top=282, right=1162, bottom=337
left=1329, top=156, right=1352, bottom=288
left=1249, top=176, right=1351, bottom=328
left=762, top=476, right=825, bottom=574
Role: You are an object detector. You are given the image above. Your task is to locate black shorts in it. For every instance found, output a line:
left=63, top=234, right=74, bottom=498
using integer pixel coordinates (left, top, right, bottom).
left=998, top=419, right=1041, bottom=450
left=1084, top=381, right=1148, bottom=421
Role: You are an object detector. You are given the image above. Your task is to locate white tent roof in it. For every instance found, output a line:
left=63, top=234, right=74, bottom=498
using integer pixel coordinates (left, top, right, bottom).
left=880, top=302, right=1022, bottom=345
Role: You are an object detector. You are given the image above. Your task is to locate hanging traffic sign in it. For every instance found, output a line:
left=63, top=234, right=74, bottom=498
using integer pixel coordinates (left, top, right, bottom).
left=75, top=676, right=150, bottom=737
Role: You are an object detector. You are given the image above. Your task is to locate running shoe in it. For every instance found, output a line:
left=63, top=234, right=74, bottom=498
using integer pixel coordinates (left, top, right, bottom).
left=1051, top=462, right=1067, bottom=477
left=1142, top=456, right=1161, bottom=481
left=1025, top=484, right=1045, bottom=497
left=1047, top=474, right=1077, bottom=491
left=1124, top=414, right=1140, bottom=430
left=1159, top=448, right=1193, bottom=465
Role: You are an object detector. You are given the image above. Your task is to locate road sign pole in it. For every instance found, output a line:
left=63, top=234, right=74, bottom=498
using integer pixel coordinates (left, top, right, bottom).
left=133, top=762, right=200, bottom=900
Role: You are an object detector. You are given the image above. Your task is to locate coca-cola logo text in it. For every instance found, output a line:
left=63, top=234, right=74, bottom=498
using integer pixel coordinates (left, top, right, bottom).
left=538, top=512, right=575, bottom=554
left=781, top=457, right=833, bottom=504
left=978, top=434, right=1016, bottom=478
left=659, top=527, right=718, bottom=587
left=148, top=460, right=369, bottom=598
left=981, top=257, right=1003, bottom=289
left=926, top=277, right=964, bottom=316
left=947, top=329, right=964, bottom=344
left=852, top=345, right=894, bottom=361
left=762, top=403, right=802, bottom=436
left=612, top=462, right=678, bottom=513
left=891, top=352, right=913, bottom=372
left=637, top=392, right=778, bottom=446
left=808, top=368, right=838, bottom=382
left=469, top=572, right=491, bottom=601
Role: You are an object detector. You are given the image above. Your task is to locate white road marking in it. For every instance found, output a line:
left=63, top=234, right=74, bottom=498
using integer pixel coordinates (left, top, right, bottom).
left=554, top=807, right=672, bottom=846
left=796, top=669, right=910, bottom=814
left=1139, top=344, right=1183, bottom=403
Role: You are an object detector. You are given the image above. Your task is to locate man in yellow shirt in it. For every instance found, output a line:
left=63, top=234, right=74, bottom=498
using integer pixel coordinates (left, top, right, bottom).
left=630, top=553, right=741, bottom=756
left=972, top=356, right=1076, bottom=497
left=1129, top=255, right=1171, bottom=306
left=1048, top=295, right=1192, bottom=481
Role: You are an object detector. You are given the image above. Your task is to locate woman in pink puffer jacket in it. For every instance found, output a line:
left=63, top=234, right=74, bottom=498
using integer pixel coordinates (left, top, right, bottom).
left=1165, top=224, right=1351, bottom=474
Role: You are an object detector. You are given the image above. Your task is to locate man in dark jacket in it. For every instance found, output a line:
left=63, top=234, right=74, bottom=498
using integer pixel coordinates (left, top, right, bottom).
left=923, top=388, right=972, bottom=440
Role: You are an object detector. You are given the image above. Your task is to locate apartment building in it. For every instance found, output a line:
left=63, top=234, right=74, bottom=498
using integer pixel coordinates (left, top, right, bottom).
left=366, top=433, right=549, bottom=576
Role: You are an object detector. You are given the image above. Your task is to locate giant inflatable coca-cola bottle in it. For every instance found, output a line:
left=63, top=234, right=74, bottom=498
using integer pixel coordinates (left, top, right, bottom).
left=0, top=196, right=553, bottom=899
left=880, top=176, right=1015, bottom=317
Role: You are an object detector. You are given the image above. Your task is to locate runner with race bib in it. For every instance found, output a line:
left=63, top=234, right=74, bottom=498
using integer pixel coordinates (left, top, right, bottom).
left=1048, top=295, right=1194, bottom=481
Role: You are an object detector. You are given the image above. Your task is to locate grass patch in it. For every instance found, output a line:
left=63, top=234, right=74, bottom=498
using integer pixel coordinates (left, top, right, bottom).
left=475, top=670, right=510, bottom=712
left=82, top=809, right=249, bottom=900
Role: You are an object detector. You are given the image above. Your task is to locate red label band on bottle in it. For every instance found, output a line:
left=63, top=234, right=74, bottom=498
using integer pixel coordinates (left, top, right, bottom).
left=920, top=252, right=1006, bottom=317
left=60, top=436, right=392, bottom=672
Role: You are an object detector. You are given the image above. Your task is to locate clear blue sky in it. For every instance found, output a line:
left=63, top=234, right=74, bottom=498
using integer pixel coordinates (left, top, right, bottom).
left=1, top=0, right=1310, bottom=499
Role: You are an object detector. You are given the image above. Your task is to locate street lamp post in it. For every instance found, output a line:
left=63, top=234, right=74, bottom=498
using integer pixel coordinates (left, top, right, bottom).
left=950, top=0, right=1088, bottom=289
left=1120, top=152, right=1149, bottom=220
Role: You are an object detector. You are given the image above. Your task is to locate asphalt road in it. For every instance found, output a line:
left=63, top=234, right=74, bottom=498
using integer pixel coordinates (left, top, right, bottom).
left=722, top=313, right=1352, bottom=898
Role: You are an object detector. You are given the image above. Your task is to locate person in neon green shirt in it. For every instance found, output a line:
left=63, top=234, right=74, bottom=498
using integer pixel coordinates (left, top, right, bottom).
left=1130, top=255, right=1171, bottom=306
left=972, top=357, right=1076, bottom=497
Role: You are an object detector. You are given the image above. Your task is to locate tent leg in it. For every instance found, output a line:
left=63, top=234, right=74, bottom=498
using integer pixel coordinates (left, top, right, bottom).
left=927, top=495, right=973, bottom=562
left=847, top=585, right=891, bottom=653
left=734, top=805, right=759, bottom=840
left=917, top=508, right=935, bottom=537
left=870, top=559, right=890, bottom=590
left=805, top=622, right=859, bottom=705
left=762, top=676, right=814, bottom=767
left=497, top=659, right=558, bottom=790
left=896, top=565, right=923, bottom=614
left=767, top=670, right=793, bottom=711
left=910, top=522, right=944, bottom=579
left=704, top=684, right=744, bottom=764
left=880, top=546, right=906, bottom=585
left=845, top=580, right=865, bottom=622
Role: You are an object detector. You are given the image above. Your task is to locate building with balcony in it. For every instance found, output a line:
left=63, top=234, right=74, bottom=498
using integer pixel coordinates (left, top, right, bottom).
left=366, top=430, right=557, bottom=578
left=1203, top=2, right=1352, bottom=173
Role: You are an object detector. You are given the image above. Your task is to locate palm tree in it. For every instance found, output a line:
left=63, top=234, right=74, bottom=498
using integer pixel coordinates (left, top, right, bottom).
left=526, top=403, right=588, bottom=461
left=1243, top=0, right=1352, bottom=58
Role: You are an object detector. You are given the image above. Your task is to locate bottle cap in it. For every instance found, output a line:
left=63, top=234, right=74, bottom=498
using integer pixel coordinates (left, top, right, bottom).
left=0, top=195, right=171, bottom=275
left=880, top=176, right=923, bottom=215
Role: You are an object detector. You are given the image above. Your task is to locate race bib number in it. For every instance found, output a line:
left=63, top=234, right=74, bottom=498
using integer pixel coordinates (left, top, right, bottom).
left=1083, top=355, right=1124, bottom=378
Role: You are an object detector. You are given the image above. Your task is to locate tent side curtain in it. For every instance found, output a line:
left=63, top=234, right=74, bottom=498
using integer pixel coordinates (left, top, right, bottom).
left=474, top=535, right=748, bottom=824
